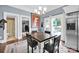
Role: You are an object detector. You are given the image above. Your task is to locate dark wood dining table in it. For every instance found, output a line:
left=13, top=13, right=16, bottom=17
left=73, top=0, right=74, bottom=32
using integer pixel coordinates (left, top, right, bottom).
left=30, top=32, right=56, bottom=53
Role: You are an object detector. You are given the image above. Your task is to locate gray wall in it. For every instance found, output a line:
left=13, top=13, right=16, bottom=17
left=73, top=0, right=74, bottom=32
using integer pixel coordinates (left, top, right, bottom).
left=0, top=5, right=31, bottom=40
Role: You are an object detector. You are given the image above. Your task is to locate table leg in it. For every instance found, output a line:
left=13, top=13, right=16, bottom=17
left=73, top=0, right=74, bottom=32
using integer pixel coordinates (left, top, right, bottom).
left=38, top=43, right=41, bottom=53
left=27, top=43, right=29, bottom=53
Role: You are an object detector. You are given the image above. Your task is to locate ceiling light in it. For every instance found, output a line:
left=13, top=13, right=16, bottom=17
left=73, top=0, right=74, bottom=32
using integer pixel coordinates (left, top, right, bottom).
left=43, top=7, right=47, bottom=11
left=37, top=11, right=40, bottom=15
left=38, top=6, right=42, bottom=11
left=34, top=9, right=37, bottom=13
left=42, top=11, right=45, bottom=14
left=33, top=6, right=47, bottom=15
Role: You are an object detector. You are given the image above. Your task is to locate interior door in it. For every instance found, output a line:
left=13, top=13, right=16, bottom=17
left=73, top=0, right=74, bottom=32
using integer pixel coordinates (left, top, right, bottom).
left=7, top=17, right=15, bottom=38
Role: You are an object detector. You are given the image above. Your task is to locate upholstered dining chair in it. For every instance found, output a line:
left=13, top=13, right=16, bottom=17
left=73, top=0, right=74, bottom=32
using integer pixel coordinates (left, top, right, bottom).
left=26, top=34, right=38, bottom=53
left=43, top=35, right=61, bottom=53
left=45, top=31, right=51, bottom=34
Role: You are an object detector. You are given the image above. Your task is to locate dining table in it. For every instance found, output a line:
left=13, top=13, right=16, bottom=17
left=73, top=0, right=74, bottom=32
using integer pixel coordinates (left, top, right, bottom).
left=30, top=32, right=56, bottom=53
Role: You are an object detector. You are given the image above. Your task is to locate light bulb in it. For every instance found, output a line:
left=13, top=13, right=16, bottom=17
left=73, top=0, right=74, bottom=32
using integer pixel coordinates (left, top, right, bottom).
left=43, top=7, right=47, bottom=11
left=37, top=11, right=40, bottom=15
left=34, top=9, right=37, bottom=13
left=42, top=11, right=45, bottom=14
left=38, top=6, right=42, bottom=11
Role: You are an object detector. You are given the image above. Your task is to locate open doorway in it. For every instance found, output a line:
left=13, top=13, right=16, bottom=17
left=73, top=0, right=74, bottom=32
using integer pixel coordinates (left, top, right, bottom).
left=22, top=20, right=29, bottom=32
left=21, top=16, right=30, bottom=38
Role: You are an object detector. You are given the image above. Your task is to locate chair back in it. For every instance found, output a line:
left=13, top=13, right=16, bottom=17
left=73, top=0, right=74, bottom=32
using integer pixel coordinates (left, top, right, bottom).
left=45, top=31, right=51, bottom=34
left=26, top=34, right=33, bottom=45
left=53, top=35, right=61, bottom=52
left=32, top=31, right=37, bottom=34
left=44, top=31, right=51, bottom=43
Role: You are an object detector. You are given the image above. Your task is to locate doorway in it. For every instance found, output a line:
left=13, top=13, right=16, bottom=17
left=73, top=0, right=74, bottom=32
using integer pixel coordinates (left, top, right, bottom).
left=7, top=17, right=15, bottom=39
left=3, top=12, right=19, bottom=43
left=22, top=20, right=29, bottom=32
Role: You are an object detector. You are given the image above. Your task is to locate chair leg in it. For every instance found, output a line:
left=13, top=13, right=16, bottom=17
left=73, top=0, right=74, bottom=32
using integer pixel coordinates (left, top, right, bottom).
left=57, top=49, right=59, bottom=53
left=32, top=47, right=33, bottom=53
left=56, top=48, right=59, bottom=53
left=43, top=48, right=45, bottom=53
left=34, top=46, right=37, bottom=49
left=27, top=44, right=29, bottom=53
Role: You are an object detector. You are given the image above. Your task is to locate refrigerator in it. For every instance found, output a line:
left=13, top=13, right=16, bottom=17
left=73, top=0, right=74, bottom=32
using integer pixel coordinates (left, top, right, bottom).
left=65, top=12, right=79, bottom=51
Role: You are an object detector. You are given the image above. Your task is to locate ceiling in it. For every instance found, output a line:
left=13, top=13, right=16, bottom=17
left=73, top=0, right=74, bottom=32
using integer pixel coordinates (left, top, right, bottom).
left=9, top=5, right=63, bottom=13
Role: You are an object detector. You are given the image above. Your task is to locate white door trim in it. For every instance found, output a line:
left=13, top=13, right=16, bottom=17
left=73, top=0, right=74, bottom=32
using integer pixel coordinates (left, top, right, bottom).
left=3, top=12, right=19, bottom=42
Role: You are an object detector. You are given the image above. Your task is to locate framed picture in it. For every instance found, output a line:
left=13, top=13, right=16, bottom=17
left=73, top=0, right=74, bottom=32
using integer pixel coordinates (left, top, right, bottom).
left=31, top=13, right=40, bottom=28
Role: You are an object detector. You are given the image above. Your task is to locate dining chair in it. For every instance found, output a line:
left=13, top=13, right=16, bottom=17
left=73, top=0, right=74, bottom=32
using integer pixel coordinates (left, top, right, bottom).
left=45, top=31, right=51, bottom=34
left=26, top=34, right=38, bottom=53
left=44, top=31, right=51, bottom=45
left=43, top=35, right=61, bottom=53
left=32, top=31, right=37, bottom=34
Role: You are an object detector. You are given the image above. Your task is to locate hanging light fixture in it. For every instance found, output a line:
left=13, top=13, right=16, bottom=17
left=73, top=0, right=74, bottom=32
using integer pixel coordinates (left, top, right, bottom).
left=33, top=6, right=47, bottom=15
left=38, top=6, right=42, bottom=11
left=34, top=9, right=38, bottom=13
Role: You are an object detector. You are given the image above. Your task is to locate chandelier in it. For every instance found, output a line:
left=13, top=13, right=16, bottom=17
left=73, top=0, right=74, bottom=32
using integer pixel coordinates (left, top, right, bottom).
left=33, top=6, right=47, bottom=15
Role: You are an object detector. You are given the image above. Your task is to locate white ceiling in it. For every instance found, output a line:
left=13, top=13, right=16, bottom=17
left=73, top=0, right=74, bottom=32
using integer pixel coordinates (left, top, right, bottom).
left=9, top=5, right=63, bottom=13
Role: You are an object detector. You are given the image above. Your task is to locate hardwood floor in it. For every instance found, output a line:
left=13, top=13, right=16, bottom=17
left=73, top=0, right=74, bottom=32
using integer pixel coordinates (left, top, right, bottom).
left=0, top=36, right=79, bottom=53
left=0, top=37, right=18, bottom=53
left=7, top=37, right=18, bottom=44
left=0, top=36, right=26, bottom=53
left=0, top=43, right=6, bottom=53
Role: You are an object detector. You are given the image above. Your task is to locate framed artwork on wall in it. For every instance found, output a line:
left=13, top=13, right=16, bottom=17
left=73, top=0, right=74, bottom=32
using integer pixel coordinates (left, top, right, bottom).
left=31, top=13, right=40, bottom=28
